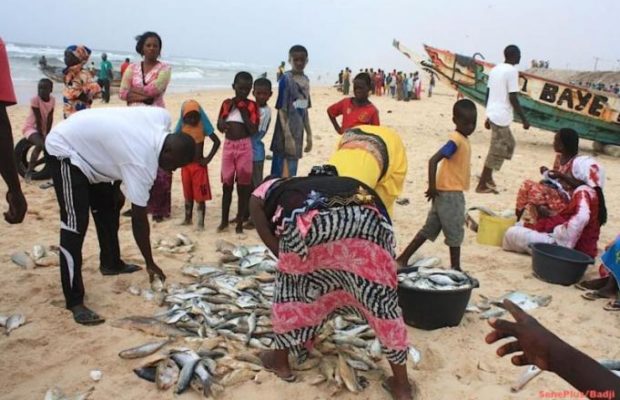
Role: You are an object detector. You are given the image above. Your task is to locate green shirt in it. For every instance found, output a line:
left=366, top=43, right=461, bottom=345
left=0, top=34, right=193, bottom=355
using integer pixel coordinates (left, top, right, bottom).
left=98, top=60, right=113, bottom=81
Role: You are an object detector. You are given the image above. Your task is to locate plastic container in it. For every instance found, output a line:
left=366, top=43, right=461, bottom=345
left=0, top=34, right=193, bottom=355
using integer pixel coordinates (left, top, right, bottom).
left=529, top=243, right=594, bottom=286
left=397, top=267, right=479, bottom=330
left=476, top=212, right=516, bottom=247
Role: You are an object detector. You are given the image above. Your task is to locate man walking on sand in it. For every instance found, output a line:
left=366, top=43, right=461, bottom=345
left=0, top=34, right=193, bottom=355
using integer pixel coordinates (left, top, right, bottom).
left=476, top=45, right=529, bottom=194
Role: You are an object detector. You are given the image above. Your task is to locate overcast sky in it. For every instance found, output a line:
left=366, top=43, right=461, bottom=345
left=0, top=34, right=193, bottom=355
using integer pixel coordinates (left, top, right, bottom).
left=2, top=0, right=619, bottom=73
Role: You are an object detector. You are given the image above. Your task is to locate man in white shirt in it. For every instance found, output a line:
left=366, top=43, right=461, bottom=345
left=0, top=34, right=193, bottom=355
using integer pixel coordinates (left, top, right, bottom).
left=476, top=45, right=530, bottom=193
left=45, top=107, right=195, bottom=325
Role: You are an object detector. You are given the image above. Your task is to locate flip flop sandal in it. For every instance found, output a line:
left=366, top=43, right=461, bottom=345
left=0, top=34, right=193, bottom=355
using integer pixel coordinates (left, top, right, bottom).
left=581, top=291, right=609, bottom=301
left=604, top=300, right=620, bottom=311
left=73, top=308, right=105, bottom=326
left=475, top=186, right=499, bottom=194
left=100, top=263, right=142, bottom=276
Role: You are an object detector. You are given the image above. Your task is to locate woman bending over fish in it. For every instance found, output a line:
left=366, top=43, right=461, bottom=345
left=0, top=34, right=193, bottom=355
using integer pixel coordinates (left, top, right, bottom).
left=249, top=168, right=414, bottom=400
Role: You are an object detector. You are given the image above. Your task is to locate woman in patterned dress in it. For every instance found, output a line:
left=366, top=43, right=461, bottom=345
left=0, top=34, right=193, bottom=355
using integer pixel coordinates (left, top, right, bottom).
left=119, top=31, right=172, bottom=221
left=515, top=128, right=579, bottom=226
left=250, top=169, right=413, bottom=400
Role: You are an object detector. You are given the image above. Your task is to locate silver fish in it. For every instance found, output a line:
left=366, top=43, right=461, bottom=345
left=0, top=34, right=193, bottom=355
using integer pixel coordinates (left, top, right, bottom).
left=511, top=365, right=542, bottom=392
left=240, top=254, right=266, bottom=269
left=346, top=358, right=370, bottom=371
left=215, top=239, right=236, bottom=254
left=32, top=244, right=46, bottom=260
left=5, top=313, right=25, bottom=335
left=245, top=312, right=257, bottom=345
left=176, top=233, right=192, bottom=246
left=232, top=246, right=250, bottom=259
left=337, top=354, right=360, bottom=393
left=171, top=351, right=200, bottom=394
left=181, top=264, right=221, bottom=278
left=11, top=251, right=35, bottom=269
left=118, top=339, right=170, bottom=359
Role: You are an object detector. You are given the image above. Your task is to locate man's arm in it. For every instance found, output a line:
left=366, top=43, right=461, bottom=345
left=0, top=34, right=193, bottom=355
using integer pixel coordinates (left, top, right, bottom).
left=425, top=150, right=445, bottom=201
left=200, top=134, right=221, bottom=166
left=303, top=112, right=312, bottom=152
left=487, top=300, right=620, bottom=399
left=131, top=204, right=165, bottom=282
left=0, top=108, right=27, bottom=223
left=509, top=92, right=530, bottom=129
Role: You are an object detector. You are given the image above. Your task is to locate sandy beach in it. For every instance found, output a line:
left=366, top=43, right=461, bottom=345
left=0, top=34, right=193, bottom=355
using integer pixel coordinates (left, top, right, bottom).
left=1, top=80, right=619, bottom=400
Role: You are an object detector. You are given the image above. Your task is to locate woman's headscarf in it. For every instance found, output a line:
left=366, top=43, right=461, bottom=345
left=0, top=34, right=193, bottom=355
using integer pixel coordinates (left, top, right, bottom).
left=65, top=45, right=92, bottom=64
left=571, top=155, right=605, bottom=189
left=174, top=100, right=214, bottom=143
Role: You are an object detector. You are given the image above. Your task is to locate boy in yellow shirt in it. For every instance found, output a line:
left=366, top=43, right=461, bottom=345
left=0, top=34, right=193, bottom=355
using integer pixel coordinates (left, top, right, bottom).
left=397, top=99, right=477, bottom=271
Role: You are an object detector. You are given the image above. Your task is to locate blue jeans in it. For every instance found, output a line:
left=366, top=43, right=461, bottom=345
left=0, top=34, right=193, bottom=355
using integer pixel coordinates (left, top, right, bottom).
left=270, top=153, right=299, bottom=177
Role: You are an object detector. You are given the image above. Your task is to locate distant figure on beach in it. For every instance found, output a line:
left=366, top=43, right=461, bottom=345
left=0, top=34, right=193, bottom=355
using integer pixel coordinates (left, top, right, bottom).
left=375, top=69, right=384, bottom=96
left=216, top=72, right=259, bottom=234
left=120, top=57, right=130, bottom=78
left=342, top=67, right=351, bottom=95
left=276, top=61, right=285, bottom=81
left=487, top=299, right=620, bottom=398
left=250, top=174, right=414, bottom=400
left=97, top=53, right=113, bottom=104
left=62, top=45, right=101, bottom=119
left=175, top=100, right=220, bottom=231
left=327, top=72, right=379, bottom=134
left=428, top=73, right=436, bottom=97
left=22, top=78, right=55, bottom=182
left=270, top=45, right=312, bottom=178
left=0, top=37, right=27, bottom=224
left=38, top=55, right=47, bottom=67
left=476, top=45, right=529, bottom=194
left=397, top=99, right=477, bottom=270
left=120, top=31, right=172, bottom=222
left=44, top=107, right=195, bottom=325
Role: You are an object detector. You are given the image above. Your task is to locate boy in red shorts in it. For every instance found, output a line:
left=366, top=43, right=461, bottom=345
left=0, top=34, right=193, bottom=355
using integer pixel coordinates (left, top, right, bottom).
left=176, top=100, right=220, bottom=230
left=217, top=72, right=259, bottom=233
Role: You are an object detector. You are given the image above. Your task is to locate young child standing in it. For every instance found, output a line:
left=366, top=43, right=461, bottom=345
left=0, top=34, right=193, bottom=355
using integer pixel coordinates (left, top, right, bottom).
left=22, top=78, right=55, bottom=182
left=270, top=45, right=312, bottom=178
left=176, top=100, right=220, bottom=231
left=397, top=99, right=478, bottom=271
left=327, top=72, right=379, bottom=134
left=217, top=71, right=259, bottom=233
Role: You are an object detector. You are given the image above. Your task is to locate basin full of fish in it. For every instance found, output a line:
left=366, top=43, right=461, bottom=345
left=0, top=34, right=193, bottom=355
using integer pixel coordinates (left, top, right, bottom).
left=11, top=244, right=59, bottom=269
left=398, top=267, right=478, bottom=291
left=114, top=241, right=421, bottom=397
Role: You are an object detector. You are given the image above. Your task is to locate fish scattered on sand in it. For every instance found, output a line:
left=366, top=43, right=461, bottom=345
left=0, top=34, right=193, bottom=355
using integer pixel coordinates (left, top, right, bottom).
left=472, top=292, right=553, bottom=319
left=511, top=365, right=542, bottom=392
left=32, top=244, right=46, bottom=260
left=4, top=313, right=25, bottom=335
left=118, top=339, right=170, bottom=359
left=11, top=251, right=35, bottom=269
left=44, top=386, right=94, bottom=400
left=117, top=243, right=423, bottom=397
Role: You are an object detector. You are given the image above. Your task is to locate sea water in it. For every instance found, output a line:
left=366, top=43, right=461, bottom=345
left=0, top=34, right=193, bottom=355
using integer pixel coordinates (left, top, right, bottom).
left=6, top=42, right=274, bottom=104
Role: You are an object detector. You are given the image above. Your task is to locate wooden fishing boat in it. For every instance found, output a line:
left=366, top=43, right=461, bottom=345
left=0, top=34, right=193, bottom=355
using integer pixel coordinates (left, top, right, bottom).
left=39, top=64, right=122, bottom=87
left=393, top=40, right=620, bottom=146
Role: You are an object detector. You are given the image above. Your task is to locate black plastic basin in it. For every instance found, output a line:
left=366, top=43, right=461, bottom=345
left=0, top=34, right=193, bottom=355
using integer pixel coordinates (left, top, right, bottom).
left=397, top=267, right=479, bottom=330
left=530, top=243, right=594, bottom=286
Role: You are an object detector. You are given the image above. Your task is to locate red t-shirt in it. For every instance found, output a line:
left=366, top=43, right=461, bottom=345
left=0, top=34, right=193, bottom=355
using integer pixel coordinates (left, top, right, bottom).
left=0, top=38, right=17, bottom=106
left=327, top=97, right=379, bottom=134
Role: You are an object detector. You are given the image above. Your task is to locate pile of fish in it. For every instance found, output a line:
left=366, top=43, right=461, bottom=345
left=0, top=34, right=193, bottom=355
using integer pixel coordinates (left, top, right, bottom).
left=11, top=244, right=59, bottom=268
left=114, top=240, right=420, bottom=397
left=398, top=266, right=476, bottom=291
left=466, top=291, right=553, bottom=320
left=0, top=313, right=26, bottom=335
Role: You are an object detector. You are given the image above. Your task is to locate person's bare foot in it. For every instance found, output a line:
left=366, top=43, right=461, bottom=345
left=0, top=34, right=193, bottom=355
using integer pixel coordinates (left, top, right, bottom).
left=180, top=219, right=191, bottom=226
left=382, top=376, right=414, bottom=400
left=217, top=223, right=228, bottom=233
left=235, top=224, right=243, bottom=234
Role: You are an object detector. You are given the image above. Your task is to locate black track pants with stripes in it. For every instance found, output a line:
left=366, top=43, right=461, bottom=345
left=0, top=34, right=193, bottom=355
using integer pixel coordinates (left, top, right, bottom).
left=49, top=157, right=123, bottom=309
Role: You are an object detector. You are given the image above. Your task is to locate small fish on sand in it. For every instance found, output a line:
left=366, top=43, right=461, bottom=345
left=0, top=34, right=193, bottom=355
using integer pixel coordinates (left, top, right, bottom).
left=118, top=339, right=170, bottom=359
left=5, top=313, right=26, bottom=335
left=11, top=251, right=35, bottom=269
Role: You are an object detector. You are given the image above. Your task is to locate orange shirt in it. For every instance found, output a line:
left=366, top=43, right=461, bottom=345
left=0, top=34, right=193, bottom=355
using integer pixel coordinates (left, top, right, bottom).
left=437, top=131, right=471, bottom=191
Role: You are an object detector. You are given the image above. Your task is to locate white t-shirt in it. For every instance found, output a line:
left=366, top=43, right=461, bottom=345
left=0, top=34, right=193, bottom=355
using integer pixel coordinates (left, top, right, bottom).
left=46, top=107, right=171, bottom=207
left=486, top=63, right=519, bottom=127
